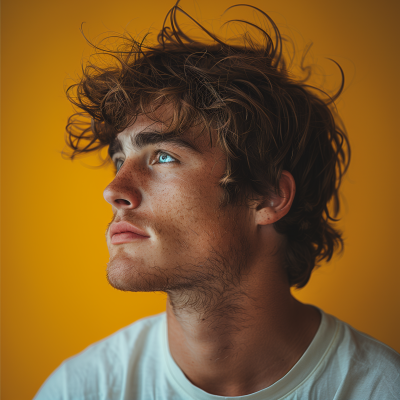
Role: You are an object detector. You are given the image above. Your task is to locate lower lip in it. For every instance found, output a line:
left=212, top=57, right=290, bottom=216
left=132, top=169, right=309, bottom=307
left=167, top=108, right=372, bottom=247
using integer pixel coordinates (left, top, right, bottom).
left=111, top=232, right=150, bottom=244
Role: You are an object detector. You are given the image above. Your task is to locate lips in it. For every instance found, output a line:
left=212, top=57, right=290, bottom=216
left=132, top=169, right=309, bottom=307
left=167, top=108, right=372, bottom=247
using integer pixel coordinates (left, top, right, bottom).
left=109, top=221, right=150, bottom=244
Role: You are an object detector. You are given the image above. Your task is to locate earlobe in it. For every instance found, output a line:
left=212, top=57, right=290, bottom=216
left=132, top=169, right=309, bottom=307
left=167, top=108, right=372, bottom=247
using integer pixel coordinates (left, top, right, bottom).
left=255, top=171, right=296, bottom=226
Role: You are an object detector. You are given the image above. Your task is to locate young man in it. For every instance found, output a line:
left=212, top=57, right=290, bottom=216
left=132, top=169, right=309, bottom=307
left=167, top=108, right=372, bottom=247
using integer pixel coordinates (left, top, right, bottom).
left=35, top=2, right=400, bottom=399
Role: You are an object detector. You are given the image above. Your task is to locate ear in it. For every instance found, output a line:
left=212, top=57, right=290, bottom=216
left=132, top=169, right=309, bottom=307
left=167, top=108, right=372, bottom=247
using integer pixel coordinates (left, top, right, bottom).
left=255, top=171, right=296, bottom=225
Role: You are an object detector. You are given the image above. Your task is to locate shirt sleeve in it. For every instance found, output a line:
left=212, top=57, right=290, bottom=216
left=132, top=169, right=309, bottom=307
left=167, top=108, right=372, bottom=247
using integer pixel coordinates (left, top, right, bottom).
left=33, top=363, right=69, bottom=400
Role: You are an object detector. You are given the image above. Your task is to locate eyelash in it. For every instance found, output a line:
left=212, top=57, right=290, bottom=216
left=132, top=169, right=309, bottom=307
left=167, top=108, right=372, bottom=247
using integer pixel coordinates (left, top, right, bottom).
left=115, top=159, right=124, bottom=173
left=113, top=150, right=178, bottom=173
left=153, top=150, right=178, bottom=165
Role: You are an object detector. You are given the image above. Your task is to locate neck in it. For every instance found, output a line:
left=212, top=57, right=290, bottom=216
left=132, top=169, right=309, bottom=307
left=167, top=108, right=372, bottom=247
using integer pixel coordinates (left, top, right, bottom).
left=166, top=264, right=321, bottom=396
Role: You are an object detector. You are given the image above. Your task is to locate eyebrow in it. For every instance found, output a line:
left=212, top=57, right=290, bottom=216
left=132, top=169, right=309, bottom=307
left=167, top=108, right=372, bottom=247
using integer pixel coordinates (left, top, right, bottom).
left=108, top=131, right=202, bottom=159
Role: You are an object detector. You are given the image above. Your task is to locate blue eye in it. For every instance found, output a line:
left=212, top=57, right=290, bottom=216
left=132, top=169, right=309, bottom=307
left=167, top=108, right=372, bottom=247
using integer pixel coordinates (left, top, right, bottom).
left=158, top=152, right=176, bottom=163
left=115, top=159, right=124, bottom=172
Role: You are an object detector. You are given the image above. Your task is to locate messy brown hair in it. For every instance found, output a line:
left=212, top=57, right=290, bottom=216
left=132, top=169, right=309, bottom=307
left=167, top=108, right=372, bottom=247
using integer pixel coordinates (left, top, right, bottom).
left=65, top=1, right=351, bottom=288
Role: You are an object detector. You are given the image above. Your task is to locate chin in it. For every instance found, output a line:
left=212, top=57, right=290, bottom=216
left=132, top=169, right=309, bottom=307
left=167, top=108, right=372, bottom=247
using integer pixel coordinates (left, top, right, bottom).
left=106, top=254, right=170, bottom=292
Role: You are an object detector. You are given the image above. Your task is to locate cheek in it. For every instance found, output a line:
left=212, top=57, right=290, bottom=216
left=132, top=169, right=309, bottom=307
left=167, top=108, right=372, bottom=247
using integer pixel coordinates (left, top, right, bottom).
left=148, top=167, right=221, bottom=213
left=145, top=172, right=225, bottom=242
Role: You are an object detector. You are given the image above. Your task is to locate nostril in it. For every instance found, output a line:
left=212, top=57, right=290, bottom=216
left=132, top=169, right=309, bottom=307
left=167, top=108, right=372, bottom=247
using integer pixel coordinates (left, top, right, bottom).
left=115, top=199, right=131, bottom=206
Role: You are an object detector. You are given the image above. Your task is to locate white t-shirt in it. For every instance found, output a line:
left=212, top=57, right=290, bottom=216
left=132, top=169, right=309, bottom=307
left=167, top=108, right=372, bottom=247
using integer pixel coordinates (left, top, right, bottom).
left=34, top=308, right=400, bottom=399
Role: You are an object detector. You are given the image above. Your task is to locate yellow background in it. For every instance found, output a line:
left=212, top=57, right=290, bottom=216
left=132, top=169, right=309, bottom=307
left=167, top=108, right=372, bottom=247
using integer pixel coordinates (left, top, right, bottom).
left=2, top=0, right=400, bottom=398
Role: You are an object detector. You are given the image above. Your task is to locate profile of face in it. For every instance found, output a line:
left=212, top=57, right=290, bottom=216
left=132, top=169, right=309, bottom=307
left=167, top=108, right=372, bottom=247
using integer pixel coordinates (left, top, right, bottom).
left=103, top=105, right=260, bottom=297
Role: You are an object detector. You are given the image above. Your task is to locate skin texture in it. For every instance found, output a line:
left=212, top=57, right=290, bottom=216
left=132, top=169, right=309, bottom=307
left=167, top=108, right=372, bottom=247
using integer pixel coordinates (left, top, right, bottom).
left=103, top=105, right=321, bottom=396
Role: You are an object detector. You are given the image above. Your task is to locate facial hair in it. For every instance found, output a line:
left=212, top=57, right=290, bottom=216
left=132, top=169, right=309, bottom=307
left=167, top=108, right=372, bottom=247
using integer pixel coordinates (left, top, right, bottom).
left=106, top=209, right=253, bottom=320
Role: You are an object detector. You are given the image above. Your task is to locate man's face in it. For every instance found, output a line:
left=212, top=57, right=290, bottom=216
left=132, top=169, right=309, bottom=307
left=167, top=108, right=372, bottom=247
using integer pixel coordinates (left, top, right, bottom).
left=104, top=108, right=256, bottom=296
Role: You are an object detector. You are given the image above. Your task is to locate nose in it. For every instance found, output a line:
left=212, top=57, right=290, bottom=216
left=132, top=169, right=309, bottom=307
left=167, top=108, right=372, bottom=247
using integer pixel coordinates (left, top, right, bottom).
left=103, top=165, right=142, bottom=210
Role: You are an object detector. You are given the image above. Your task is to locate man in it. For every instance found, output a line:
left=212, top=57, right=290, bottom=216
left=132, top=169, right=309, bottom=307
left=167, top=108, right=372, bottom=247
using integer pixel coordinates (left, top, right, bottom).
left=35, top=2, right=400, bottom=399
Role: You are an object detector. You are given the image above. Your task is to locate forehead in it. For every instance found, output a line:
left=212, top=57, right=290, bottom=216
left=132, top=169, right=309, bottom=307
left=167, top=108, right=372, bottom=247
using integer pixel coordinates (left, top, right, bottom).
left=118, top=115, right=164, bottom=150
left=108, top=108, right=213, bottom=157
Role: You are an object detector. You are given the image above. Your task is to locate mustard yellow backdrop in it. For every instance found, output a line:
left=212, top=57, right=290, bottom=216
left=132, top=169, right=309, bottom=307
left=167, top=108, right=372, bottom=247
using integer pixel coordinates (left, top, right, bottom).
left=2, top=0, right=400, bottom=398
